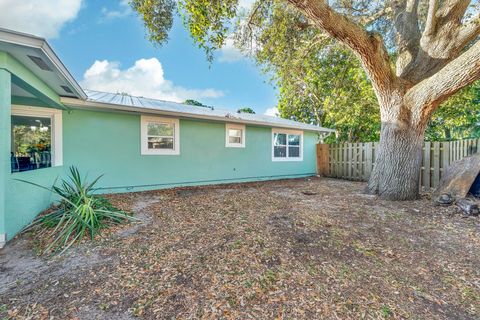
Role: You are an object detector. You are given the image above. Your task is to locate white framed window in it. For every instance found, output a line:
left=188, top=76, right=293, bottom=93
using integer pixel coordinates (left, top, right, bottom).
left=11, top=105, right=63, bottom=172
left=141, top=115, right=180, bottom=155
left=272, top=128, right=303, bottom=161
left=225, top=123, right=245, bottom=148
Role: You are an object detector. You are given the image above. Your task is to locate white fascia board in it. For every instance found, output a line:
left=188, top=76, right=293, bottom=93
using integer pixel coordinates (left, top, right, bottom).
left=0, top=28, right=86, bottom=100
left=61, top=97, right=336, bottom=133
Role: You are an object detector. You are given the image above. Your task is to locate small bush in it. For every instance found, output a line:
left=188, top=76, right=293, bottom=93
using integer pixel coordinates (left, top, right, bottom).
left=20, top=166, right=135, bottom=255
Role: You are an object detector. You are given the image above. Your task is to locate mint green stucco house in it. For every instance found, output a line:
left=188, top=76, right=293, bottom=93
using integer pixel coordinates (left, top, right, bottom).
left=0, top=28, right=333, bottom=247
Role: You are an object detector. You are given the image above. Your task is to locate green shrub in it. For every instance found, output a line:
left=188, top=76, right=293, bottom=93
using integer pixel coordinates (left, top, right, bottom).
left=19, top=166, right=136, bottom=255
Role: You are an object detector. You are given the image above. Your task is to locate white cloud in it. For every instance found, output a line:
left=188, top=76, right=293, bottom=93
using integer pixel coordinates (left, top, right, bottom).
left=81, top=58, right=224, bottom=103
left=218, top=38, right=245, bottom=63
left=264, top=107, right=279, bottom=117
left=0, top=0, right=82, bottom=38
left=101, top=0, right=131, bottom=19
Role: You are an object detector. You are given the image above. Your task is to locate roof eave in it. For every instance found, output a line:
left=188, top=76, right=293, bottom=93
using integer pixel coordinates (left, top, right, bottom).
left=0, top=28, right=87, bottom=100
left=61, top=97, right=335, bottom=133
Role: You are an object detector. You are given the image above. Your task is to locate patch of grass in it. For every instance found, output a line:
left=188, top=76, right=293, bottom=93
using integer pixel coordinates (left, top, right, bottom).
left=244, top=279, right=254, bottom=288
left=381, top=305, right=392, bottom=318
left=258, top=269, right=278, bottom=291
left=353, top=241, right=378, bottom=257
left=229, top=240, right=243, bottom=250
left=226, top=296, right=238, bottom=307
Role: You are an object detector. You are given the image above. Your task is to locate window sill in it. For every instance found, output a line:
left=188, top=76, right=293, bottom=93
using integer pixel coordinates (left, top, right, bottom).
left=225, top=144, right=245, bottom=148
left=272, top=158, right=303, bottom=162
left=141, top=150, right=180, bottom=156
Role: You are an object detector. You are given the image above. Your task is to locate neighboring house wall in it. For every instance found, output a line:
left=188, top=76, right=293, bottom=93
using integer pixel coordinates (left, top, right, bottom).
left=5, top=107, right=318, bottom=241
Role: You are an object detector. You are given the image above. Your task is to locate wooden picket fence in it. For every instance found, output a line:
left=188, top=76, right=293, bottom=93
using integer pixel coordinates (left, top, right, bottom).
left=317, top=138, right=480, bottom=190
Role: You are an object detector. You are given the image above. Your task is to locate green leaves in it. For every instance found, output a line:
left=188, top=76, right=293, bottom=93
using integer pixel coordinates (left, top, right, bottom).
left=19, top=166, right=136, bottom=255
left=237, top=107, right=255, bottom=114
left=179, top=0, right=239, bottom=61
left=130, top=0, right=176, bottom=46
left=249, top=3, right=380, bottom=142
left=426, top=81, right=480, bottom=141
left=130, top=0, right=240, bottom=61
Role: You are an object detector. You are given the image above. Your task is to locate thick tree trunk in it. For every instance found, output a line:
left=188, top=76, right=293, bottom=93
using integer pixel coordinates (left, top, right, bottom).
left=366, top=120, right=425, bottom=200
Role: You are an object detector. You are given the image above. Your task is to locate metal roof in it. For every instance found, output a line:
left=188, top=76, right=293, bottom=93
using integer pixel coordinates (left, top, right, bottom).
left=62, top=90, right=334, bottom=133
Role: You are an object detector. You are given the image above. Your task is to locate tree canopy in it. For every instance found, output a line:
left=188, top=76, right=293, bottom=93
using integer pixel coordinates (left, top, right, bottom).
left=183, top=99, right=214, bottom=109
left=237, top=107, right=256, bottom=114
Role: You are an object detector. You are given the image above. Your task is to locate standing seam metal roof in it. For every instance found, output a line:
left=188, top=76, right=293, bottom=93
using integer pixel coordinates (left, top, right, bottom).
left=83, top=90, right=334, bottom=133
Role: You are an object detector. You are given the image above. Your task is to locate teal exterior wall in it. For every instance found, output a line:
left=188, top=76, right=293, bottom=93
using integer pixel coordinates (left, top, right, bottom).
left=7, top=167, right=63, bottom=240
left=1, top=51, right=318, bottom=242
left=0, top=69, right=11, bottom=244
left=5, top=108, right=318, bottom=240
left=1, top=51, right=66, bottom=243
left=62, top=109, right=318, bottom=192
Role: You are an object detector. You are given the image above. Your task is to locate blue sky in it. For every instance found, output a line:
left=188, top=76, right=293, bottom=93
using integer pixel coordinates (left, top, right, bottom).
left=0, top=0, right=279, bottom=115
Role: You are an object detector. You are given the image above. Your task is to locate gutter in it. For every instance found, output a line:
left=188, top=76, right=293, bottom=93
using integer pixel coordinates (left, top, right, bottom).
left=61, top=97, right=336, bottom=133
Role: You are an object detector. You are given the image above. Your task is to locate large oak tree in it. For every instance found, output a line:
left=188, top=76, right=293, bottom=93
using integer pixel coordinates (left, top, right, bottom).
left=131, top=0, right=480, bottom=200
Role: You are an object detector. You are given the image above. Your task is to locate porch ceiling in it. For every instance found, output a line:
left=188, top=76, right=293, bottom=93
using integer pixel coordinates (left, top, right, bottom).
left=0, top=28, right=86, bottom=104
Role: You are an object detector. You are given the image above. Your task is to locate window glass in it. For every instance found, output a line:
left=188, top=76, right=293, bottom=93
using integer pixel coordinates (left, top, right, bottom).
left=273, top=131, right=302, bottom=160
left=11, top=115, right=52, bottom=172
left=148, top=137, right=174, bottom=149
left=274, top=146, right=287, bottom=158
left=274, top=133, right=287, bottom=146
left=147, top=122, right=174, bottom=150
left=228, top=129, right=242, bottom=138
left=289, top=146, right=300, bottom=157
left=288, top=134, right=300, bottom=146
left=226, top=124, right=245, bottom=147
left=229, top=136, right=241, bottom=144
left=148, top=123, right=173, bottom=136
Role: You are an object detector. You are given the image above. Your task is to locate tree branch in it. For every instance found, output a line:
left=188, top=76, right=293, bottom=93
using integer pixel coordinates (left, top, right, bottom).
left=394, top=0, right=421, bottom=77
left=438, top=0, right=471, bottom=22
left=424, top=0, right=439, bottom=35
left=286, top=0, right=397, bottom=94
left=406, top=40, right=480, bottom=122
left=456, top=14, right=480, bottom=48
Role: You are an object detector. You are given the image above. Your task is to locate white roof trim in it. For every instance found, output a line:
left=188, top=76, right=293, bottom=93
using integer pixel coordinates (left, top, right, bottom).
left=0, top=28, right=87, bottom=100
left=61, top=96, right=335, bottom=133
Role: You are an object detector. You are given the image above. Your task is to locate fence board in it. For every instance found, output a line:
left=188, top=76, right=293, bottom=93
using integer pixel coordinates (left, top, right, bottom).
left=432, top=142, right=440, bottom=188
left=317, top=138, right=480, bottom=190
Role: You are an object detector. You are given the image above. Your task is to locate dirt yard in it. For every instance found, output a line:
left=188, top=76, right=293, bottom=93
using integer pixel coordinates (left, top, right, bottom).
left=0, top=177, right=479, bottom=319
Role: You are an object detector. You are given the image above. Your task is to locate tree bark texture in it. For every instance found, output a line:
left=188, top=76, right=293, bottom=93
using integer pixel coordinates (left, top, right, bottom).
left=285, top=0, right=480, bottom=200
left=366, top=121, right=425, bottom=200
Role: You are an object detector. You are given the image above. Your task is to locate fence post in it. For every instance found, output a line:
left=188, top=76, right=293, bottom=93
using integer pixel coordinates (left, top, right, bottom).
left=423, top=141, right=431, bottom=191
left=316, top=144, right=330, bottom=176
left=432, top=142, right=440, bottom=189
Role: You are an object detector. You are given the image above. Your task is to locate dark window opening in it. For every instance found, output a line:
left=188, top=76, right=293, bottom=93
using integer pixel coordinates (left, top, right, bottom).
left=11, top=115, right=52, bottom=172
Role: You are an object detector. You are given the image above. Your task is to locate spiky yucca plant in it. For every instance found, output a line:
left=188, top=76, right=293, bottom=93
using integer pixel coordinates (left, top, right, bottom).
left=19, top=166, right=135, bottom=255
